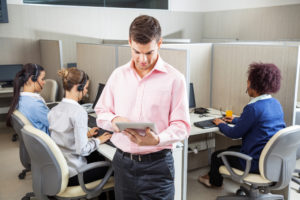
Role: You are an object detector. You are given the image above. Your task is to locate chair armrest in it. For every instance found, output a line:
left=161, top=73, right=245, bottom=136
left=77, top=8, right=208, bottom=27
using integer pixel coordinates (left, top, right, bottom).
left=217, top=151, right=252, bottom=183
left=77, top=161, right=114, bottom=198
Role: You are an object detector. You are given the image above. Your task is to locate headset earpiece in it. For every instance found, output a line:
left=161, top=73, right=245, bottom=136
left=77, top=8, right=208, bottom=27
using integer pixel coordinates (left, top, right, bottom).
left=32, top=64, right=39, bottom=82
left=77, top=72, right=87, bottom=92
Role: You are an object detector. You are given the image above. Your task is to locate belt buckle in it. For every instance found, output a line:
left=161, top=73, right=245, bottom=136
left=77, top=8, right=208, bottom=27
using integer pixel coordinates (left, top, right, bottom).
left=130, top=154, right=142, bottom=162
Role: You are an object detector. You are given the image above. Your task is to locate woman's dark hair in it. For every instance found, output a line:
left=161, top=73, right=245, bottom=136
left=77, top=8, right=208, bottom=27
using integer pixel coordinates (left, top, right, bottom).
left=6, top=63, right=44, bottom=127
left=129, top=15, right=161, bottom=44
left=58, top=67, right=89, bottom=92
left=248, top=62, right=281, bottom=95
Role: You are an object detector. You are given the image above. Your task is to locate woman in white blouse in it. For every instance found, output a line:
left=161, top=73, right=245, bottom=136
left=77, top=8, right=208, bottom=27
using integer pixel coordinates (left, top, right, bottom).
left=48, top=67, right=111, bottom=186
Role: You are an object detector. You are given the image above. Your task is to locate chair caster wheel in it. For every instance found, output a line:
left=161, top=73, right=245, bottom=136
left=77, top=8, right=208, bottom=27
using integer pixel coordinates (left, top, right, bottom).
left=12, top=134, right=18, bottom=142
left=236, top=189, right=246, bottom=196
left=18, top=172, right=26, bottom=179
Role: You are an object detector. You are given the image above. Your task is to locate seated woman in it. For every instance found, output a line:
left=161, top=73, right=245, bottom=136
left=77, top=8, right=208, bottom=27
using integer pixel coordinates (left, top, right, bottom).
left=48, top=67, right=112, bottom=186
left=198, top=62, right=286, bottom=187
left=6, top=63, right=50, bottom=135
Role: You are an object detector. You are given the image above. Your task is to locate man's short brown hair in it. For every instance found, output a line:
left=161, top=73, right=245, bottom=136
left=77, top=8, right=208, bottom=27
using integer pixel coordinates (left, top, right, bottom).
left=129, top=15, right=161, bottom=44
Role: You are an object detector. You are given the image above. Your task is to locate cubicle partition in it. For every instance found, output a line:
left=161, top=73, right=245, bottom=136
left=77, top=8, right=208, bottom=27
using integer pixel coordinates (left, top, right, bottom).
left=77, top=43, right=117, bottom=102
left=162, top=43, right=213, bottom=108
left=212, top=43, right=300, bottom=126
left=40, top=39, right=63, bottom=100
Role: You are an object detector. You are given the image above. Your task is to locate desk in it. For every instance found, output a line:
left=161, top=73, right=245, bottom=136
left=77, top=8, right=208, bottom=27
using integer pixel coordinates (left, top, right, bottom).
left=0, top=87, right=13, bottom=114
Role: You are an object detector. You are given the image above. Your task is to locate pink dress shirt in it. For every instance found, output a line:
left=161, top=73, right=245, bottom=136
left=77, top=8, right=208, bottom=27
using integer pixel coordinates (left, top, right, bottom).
left=95, top=56, right=190, bottom=154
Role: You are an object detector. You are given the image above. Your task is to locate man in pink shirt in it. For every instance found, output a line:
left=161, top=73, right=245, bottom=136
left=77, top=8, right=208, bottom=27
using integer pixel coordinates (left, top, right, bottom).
left=95, top=15, right=190, bottom=200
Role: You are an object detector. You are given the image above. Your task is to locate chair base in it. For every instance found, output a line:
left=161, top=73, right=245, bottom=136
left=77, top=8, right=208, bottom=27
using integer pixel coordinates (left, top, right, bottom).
left=18, top=168, right=30, bottom=179
left=21, top=192, right=34, bottom=200
left=12, top=133, right=18, bottom=142
left=217, top=186, right=284, bottom=200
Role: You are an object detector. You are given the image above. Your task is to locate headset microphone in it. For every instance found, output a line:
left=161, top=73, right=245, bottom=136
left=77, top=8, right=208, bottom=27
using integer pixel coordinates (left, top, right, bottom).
left=37, top=81, right=43, bottom=90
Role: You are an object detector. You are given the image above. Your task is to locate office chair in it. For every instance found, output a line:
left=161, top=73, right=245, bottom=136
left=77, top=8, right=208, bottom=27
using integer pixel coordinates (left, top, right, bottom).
left=291, top=147, right=300, bottom=193
left=11, top=110, right=32, bottom=180
left=40, top=79, right=58, bottom=103
left=21, top=125, right=114, bottom=200
left=292, top=111, right=300, bottom=192
left=216, top=125, right=300, bottom=200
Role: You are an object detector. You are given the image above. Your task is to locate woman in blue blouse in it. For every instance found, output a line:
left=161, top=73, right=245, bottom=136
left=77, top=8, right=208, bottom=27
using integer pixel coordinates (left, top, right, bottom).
left=198, top=62, right=286, bottom=187
left=7, top=63, right=50, bottom=135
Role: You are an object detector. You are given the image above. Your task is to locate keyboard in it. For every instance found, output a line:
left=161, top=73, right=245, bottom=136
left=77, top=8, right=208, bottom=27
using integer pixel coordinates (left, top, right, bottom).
left=88, top=115, right=115, bottom=147
left=194, top=119, right=217, bottom=129
left=47, top=102, right=58, bottom=109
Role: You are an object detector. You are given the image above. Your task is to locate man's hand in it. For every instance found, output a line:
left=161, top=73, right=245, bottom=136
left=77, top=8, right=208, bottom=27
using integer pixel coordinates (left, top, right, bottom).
left=87, top=127, right=99, bottom=138
left=124, top=127, right=160, bottom=146
left=111, top=116, right=131, bottom=132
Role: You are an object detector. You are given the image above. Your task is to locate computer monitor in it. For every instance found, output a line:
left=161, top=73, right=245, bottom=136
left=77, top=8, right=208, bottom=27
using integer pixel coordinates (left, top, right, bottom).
left=189, top=82, right=196, bottom=108
left=0, top=64, right=23, bottom=86
left=92, top=83, right=105, bottom=109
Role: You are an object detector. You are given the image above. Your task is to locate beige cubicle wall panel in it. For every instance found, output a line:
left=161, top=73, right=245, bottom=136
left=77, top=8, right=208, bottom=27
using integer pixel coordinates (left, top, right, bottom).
left=212, top=44, right=299, bottom=125
left=40, top=40, right=63, bottom=100
left=0, top=38, right=41, bottom=65
left=117, top=46, right=131, bottom=67
left=162, top=44, right=212, bottom=108
left=77, top=43, right=116, bottom=102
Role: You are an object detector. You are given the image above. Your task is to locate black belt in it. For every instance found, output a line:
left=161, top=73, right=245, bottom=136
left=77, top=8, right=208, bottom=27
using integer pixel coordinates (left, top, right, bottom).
left=117, top=148, right=171, bottom=162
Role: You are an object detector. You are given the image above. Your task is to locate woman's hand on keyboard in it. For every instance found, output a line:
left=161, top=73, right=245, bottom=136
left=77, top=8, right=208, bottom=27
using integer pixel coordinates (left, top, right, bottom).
left=223, top=116, right=234, bottom=123
left=213, top=118, right=226, bottom=126
left=87, top=127, right=99, bottom=138
left=98, top=132, right=112, bottom=144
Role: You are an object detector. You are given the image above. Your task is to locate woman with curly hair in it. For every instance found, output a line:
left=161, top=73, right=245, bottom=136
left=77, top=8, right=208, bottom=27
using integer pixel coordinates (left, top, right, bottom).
left=198, top=62, right=286, bottom=188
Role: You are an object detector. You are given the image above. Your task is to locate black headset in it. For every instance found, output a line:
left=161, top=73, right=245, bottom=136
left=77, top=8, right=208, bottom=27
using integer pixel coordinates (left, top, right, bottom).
left=77, top=71, right=87, bottom=92
left=31, top=64, right=39, bottom=82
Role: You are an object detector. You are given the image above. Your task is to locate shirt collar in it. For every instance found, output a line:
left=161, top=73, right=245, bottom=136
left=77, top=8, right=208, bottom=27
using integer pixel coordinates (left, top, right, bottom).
left=62, top=98, right=80, bottom=106
left=129, top=55, right=168, bottom=75
left=248, top=94, right=272, bottom=105
left=20, top=92, right=45, bottom=103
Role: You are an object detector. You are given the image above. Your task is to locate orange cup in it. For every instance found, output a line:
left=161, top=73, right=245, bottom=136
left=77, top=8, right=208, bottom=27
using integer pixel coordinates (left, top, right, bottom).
left=225, top=110, right=233, bottom=117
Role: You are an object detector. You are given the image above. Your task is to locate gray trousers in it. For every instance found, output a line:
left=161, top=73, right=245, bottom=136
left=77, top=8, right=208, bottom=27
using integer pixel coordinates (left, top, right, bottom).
left=112, top=149, right=174, bottom=200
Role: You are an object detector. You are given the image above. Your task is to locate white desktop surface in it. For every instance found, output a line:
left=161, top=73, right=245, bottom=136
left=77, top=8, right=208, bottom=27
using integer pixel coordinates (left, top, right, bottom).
left=190, top=108, right=222, bottom=136
left=0, top=87, right=13, bottom=94
left=97, top=143, right=116, bottom=161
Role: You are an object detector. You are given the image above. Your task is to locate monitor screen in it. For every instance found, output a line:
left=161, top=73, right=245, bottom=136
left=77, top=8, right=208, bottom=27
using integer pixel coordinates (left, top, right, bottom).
left=0, top=0, right=9, bottom=23
left=92, top=83, right=105, bottom=109
left=189, top=82, right=196, bottom=108
left=0, top=64, right=23, bottom=82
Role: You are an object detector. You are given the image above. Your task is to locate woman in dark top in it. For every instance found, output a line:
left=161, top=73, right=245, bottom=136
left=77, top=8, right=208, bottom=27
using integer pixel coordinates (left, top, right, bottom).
left=198, top=62, right=286, bottom=187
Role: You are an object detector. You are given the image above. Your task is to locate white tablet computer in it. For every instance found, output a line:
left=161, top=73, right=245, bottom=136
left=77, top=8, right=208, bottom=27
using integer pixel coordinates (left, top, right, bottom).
left=115, top=122, right=157, bottom=136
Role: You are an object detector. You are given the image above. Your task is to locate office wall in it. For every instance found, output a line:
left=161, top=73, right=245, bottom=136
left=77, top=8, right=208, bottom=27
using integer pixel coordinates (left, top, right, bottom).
left=202, top=4, right=300, bottom=41
left=77, top=43, right=116, bottom=102
left=171, top=0, right=300, bottom=12
left=212, top=44, right=299, bottom=126
left=39, top=40, right=63, bottom=100
left=162, top=43, right=212, bottom=108
left=0, top=4, right=203, bottom=42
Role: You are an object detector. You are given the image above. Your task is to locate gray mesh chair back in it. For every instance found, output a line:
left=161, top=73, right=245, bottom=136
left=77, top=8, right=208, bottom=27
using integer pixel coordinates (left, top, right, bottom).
left=11, top=110, right=32, bottom=179
left=259, top=125, right=300, bottom=190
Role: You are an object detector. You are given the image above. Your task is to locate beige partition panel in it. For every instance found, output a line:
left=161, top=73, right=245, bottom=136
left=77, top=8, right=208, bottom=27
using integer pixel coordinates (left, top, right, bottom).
left=0, top=38, right=40, bottom=65
left=40, top=40, right=63, bottom=100
left=212, top=44, right=299, bottom=125
left=117, top=45, right=188, bottom=78
left=77, top=43, right=116, bottom=102
left=162, top=44, right=212, bottom=108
